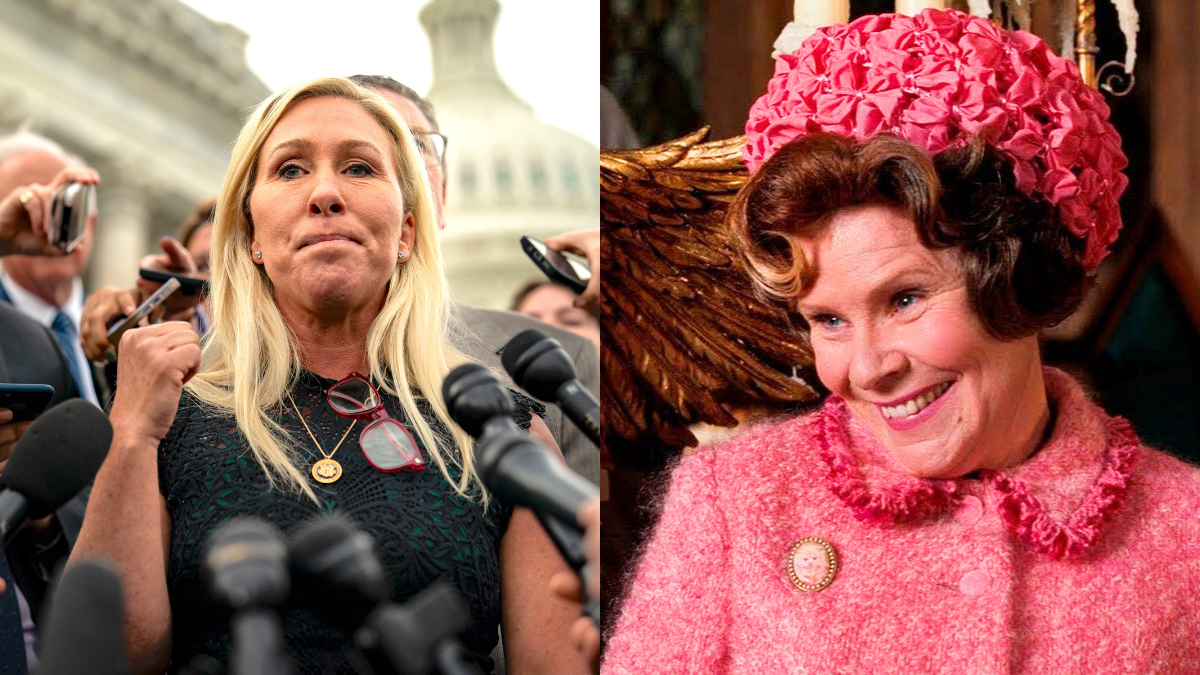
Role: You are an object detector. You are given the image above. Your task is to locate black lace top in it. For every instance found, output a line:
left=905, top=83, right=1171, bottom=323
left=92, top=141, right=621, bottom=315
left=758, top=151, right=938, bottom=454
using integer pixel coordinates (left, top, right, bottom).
left=157, top=370, right=544, bottom=675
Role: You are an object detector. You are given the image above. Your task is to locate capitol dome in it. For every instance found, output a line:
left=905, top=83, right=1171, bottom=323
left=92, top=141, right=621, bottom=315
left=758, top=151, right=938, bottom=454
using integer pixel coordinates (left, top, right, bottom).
left=420, top=0, right=598, bottom=309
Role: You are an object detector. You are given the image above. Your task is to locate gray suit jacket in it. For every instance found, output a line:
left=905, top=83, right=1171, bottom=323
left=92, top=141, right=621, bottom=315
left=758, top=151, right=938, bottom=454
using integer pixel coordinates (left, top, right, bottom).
left=0, top=301, right=90, bottom=619
left=450, top=305, right=600, bottom=485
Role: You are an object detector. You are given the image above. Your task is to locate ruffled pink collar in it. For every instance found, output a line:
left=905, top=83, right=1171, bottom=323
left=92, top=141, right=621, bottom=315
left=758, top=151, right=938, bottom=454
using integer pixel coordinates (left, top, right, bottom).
left=817, top=368, right=1140, bottom=560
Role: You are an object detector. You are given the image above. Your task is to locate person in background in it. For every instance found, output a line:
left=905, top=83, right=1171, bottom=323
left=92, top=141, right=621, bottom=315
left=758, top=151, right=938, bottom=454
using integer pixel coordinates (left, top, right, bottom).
left=0, top=159, right=97, bottom=674
left=136, top=197, right=215, bottom=335
left=348, top=74, right=602, bottom=486
left=79, top=197, right=215, bottom=364
left=510, top=278, right=600, bottom=352
left=0, top=132, right=106, bottom=408
left=170, top=197, right=214, bottom=330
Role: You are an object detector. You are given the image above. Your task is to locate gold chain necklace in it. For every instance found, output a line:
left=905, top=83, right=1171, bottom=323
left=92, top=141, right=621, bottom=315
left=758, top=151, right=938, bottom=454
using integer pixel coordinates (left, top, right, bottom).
left=287, top=390, right=356, bottom=484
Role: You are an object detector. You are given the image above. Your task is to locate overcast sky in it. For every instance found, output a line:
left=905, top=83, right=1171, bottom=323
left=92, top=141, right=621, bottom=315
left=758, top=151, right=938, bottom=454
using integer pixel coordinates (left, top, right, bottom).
left=179, top=0, right=599, bottom=146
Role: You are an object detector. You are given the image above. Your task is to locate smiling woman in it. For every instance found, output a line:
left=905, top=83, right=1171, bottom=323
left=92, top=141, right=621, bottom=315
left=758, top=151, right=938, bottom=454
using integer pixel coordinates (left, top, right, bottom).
left=604, top=10, right=1200, bottom=674
left=68, top=77, right=589, bottom=675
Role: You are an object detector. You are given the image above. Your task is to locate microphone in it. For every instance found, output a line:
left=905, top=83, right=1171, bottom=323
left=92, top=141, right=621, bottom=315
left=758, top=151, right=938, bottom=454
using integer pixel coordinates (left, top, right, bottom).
left=289, top=515, right=480, bottom=675
left=500, top=329, right=600, bottom=447
left=32, top=559, right=130, bottom=675
left=0, top=399, right=112, bottom=547
left=288, top=514, right=388, bottom=634
left=203, top=517, right=291, bottom=675
left=442, top=364, right=598, bottom=532
left=443, top=365, right=601, bottom=628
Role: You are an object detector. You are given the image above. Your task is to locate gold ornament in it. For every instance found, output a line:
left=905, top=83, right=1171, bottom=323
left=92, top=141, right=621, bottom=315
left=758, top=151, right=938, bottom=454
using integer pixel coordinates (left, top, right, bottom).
left=287, top=391, right=355, bottom=484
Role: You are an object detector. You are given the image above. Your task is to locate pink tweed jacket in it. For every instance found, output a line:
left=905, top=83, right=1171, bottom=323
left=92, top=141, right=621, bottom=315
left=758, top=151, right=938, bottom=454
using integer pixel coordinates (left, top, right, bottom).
left=604, top=369, right=1200, bottom=673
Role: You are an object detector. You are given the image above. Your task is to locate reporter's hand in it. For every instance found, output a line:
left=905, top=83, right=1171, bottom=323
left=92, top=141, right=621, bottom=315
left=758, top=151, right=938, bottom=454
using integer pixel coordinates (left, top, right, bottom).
left=543, top=229, right=600, bottom=315
left=545, top=498, right=602, bottom=673
left=0, top=166, right=100, bottom=257
left=549, top=572, right=600, bottom=672
left=578, top=499, right=600, bottom=602
left=81, top=286, right=140, bottom=363
left=0, top=407, right=34, bottom=475
left=108, top=322, right=201, bottom=445
left=136, top=236, right=202, bottom=321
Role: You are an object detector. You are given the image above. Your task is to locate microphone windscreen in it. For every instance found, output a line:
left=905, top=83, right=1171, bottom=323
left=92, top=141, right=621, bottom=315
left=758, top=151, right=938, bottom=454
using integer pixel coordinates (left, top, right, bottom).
left=34, top=558, right=130, bottom=675
left=500, top=330, right=576, bottom=401
left=204, top=517, right=289, bottom=610
left=289, top=514, right=388, bottom=631
left=499, top=329, right=546, bottom=378
left=0, top=399, right=112, bottom=519
left=442, top=364, right=513, bottom=438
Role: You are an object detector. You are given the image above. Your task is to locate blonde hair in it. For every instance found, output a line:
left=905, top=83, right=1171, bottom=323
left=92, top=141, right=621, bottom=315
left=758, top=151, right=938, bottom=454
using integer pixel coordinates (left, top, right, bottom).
left=186, top=77, right=478, bottom=504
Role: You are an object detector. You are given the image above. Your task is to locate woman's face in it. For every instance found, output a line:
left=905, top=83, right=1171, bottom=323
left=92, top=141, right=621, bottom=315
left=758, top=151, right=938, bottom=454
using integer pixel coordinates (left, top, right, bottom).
left=796, top=204, right=1046, bottom=478
left=516, top=284, right=601, bottom=350
left=249, top=96, right=414, bottom=319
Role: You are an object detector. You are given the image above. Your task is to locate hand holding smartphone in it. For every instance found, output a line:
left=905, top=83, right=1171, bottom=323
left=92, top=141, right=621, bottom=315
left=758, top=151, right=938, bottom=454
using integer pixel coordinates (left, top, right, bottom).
left=107, top=277, right=182, bottom=353
left=0, top=384, right=54, bottom=423
left=521, top=235, right=592, bottom=295
left=138, top=268, right=209, bottom=296
left=48, top=182, right=95, bottom=253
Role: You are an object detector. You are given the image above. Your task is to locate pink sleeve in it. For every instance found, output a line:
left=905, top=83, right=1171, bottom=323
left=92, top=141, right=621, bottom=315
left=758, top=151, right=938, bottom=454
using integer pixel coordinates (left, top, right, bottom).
left=603, top=449, right=731, bottom=674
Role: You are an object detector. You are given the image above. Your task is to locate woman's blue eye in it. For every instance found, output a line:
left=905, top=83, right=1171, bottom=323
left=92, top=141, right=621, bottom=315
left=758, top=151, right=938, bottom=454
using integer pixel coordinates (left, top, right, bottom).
left=278, top=164, right=302, bottom=179
left=347, top=163, right=372, bottom=177
left=812, top=314, right=843, bottom=329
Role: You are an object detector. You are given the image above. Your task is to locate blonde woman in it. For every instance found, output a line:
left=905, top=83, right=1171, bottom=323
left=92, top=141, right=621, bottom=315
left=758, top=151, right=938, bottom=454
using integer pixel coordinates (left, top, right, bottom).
left=70, top=78, right=587, bottom=675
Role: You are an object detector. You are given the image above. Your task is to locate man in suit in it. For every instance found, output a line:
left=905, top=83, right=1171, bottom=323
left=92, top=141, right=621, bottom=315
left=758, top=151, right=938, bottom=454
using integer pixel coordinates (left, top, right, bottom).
left=350, top=75, right=601, bottom=485
left=0, top=169, right=94, bottom=674
left=0, top=132, right=109, bottom=409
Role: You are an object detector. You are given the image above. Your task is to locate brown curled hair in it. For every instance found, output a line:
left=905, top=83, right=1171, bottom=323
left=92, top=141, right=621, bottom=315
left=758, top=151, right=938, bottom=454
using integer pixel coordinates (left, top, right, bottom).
left=729, top=132, right=1088, bottom=340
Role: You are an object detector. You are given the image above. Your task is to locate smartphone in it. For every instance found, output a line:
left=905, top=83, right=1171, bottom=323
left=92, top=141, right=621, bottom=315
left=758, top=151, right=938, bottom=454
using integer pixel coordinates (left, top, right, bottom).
left=520, top=235, right=591, bottom=295
left=106, top=277, right=182, bottom=350
left=139, top=268, right=209, bottom=296
left=0, top=384, right=55, bottom=422
left=48, top=182, right=95, bottom=253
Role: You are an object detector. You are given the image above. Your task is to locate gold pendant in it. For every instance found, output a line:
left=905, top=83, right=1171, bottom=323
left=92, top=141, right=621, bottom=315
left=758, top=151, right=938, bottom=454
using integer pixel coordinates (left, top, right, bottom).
left=311, top=458, right=343, bottom=483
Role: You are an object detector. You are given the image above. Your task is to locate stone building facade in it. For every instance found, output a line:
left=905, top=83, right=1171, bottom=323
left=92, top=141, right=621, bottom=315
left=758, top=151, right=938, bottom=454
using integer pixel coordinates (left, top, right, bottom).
left=0, top=0, right=270, bottom=290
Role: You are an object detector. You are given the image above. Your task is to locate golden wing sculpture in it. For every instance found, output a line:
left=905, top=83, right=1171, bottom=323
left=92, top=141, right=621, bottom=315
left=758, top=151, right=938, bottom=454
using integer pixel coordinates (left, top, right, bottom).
left=601, top=127, right=821, bottom=464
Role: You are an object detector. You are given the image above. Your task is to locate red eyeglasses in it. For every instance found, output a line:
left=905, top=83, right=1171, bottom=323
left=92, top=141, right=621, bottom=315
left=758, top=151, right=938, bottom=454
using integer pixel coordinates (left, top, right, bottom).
left=326, top=373, right=424, bottom=472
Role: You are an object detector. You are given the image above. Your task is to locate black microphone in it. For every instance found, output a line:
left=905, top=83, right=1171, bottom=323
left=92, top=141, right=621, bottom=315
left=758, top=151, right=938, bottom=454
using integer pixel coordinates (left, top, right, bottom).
left=204, top=517, right=291, bottom=675
left=442, top=364, right=598, bottom=532
left=443, top=366, right=601, bottom=628
left=288, top=514, right=388, bottom=634
left=0, top=399, right=111, bottom=547
left=289, top=515, right=480, bottom=675
left=31, top=559, right=130, bottom=675
left=500, top=329, right=600, bottom=447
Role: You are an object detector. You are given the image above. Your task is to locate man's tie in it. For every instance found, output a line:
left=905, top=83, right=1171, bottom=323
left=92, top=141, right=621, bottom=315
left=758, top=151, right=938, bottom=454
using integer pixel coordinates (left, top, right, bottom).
left=0, top=553, right=28, bottom=675
left=50, top=311, right=97, bottom=407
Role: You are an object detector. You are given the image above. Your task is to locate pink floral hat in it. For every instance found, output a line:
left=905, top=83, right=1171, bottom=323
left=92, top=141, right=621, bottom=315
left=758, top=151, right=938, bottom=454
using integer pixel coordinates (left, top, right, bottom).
left=744, top=9, right=1128, bottom=271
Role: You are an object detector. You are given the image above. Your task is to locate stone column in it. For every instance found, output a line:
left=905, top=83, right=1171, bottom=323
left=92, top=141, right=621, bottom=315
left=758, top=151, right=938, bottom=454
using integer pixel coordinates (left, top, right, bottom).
left=90, top=175, right=151, bottom=291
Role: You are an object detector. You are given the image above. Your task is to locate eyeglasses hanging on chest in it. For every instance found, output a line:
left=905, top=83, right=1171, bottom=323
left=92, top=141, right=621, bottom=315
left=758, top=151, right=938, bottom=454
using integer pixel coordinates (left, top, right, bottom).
left=326, top=373, right=425, bottom=473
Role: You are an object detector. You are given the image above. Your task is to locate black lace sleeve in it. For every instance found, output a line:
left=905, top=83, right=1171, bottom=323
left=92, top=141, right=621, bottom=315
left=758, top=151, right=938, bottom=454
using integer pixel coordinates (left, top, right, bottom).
left=508, top=388, right=546, bottom=431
